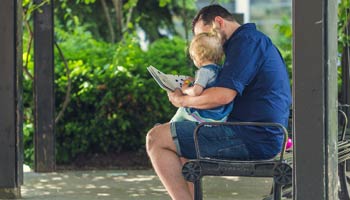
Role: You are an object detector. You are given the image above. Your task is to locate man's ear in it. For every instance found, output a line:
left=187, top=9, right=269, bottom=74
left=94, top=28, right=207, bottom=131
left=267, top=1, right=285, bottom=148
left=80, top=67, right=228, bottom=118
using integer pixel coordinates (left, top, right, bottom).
left=214, top=16, right=224, bottom=28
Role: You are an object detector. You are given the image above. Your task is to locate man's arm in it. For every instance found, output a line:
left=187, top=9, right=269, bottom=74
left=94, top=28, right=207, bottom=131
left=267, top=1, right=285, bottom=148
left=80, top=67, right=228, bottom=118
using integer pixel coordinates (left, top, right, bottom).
left=182, top=84, right=204, bottom=96
left=168, top=87, right=237, bottom=109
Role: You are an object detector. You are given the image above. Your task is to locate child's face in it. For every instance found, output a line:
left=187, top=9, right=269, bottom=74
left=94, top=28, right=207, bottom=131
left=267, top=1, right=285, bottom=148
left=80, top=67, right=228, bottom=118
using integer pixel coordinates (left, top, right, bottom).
left=193, top=60, right=200, bottom=68
left=191, top=54, right=201, bottom=68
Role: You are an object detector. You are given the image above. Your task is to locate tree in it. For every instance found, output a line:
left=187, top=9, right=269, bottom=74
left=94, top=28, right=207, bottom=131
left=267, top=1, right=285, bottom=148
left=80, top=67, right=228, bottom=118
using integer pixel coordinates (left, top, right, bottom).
left=54, top=0, right=196, bottom=43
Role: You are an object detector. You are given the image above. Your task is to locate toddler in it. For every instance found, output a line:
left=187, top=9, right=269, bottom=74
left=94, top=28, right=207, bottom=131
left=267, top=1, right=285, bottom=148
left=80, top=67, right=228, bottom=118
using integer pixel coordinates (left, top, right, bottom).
left=171, top=31, right=234, bottom=122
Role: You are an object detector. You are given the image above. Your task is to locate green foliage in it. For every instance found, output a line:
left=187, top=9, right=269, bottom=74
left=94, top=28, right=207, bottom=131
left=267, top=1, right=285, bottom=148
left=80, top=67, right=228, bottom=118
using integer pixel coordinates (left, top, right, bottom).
left=23, top=0, right=51, bottom=18
left=52, top=27, right=190, bottom=163
left=273, top=16, right=292, bottom=78
left=338, top=0, right=350, bottom=96
left=22, top=0, right=195, bottom=166
left=159, top=0, right=172, bottom=7
left=145, top=37, right=193, bottom=74
left=54, top=0, right=196, bottom=43
left=273, top=0, right=350, bottom=91
left=23, top=81, right=34, bottom=167
left=338, top=0, right=350, bottom=53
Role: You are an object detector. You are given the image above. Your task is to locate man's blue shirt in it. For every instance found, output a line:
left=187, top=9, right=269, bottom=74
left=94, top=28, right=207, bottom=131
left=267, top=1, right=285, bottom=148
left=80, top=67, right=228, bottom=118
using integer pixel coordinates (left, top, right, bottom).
left=215, top=23, right=292, bottom=159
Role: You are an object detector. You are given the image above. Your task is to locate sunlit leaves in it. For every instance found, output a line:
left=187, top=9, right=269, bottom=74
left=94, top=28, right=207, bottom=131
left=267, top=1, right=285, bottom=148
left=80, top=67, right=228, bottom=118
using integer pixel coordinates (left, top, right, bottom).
left=338, top=0, right=350, bottom=53
left=123, top=0, right=138, bottom=9
left=159, top=0, right=171, bottom=7
left=22, top=0, right=51, bottom=20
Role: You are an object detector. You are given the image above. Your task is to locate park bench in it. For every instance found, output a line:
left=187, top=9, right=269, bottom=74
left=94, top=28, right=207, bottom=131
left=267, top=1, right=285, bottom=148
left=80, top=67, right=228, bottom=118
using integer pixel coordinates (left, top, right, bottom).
left=338, top=108, right=350, bottom=200
left=182, top=107, right=350, bottom=200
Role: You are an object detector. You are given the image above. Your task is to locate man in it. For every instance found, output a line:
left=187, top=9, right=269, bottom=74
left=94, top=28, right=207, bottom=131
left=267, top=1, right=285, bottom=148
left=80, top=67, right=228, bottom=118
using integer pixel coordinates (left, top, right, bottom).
left=146, top=4, right=291, bottom=200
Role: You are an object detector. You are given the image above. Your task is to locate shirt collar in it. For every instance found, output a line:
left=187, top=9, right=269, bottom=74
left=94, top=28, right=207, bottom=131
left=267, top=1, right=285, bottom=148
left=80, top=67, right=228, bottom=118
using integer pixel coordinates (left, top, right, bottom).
left=223, top=23, right=256, bottom=49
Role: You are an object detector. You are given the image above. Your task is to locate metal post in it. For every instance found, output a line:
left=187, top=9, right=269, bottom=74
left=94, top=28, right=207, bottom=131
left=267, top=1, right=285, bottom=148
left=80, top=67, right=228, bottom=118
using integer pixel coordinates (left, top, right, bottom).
left=33, top=0, right=55, bottom=172
left=0, top=0, right=23, bottom=198
left=293, top=0, right=338, bottom=199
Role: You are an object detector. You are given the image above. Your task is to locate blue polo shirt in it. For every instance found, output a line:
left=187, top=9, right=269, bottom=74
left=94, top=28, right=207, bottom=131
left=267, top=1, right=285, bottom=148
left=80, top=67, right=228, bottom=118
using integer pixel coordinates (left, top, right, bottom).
left=215, top=23, right=292, bottom=159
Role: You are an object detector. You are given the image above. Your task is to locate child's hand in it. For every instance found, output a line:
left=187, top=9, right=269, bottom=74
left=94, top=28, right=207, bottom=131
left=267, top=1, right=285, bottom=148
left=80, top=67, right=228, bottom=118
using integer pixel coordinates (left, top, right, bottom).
left=182, top=78, right=194, bottom=89
left=185, top=77, right=194, bottom=82
left=182, top=81, right=190, bottom=90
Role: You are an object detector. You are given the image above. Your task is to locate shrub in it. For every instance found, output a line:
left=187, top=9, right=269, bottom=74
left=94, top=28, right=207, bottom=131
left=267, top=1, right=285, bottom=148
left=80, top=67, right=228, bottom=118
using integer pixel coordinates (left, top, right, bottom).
left=53, top=28, right=192, bottom=163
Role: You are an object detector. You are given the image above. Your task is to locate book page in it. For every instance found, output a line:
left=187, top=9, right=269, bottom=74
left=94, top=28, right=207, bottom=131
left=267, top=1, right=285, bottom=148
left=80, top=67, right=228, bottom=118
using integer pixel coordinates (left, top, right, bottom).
left=147, top=66, right=189, bottom=92
left=148, top=67, right=175, bottom=91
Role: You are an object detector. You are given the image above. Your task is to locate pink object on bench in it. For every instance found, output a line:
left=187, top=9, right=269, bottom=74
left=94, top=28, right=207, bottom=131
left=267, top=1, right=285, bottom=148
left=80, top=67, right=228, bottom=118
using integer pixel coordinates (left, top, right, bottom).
left=286, top=138, right=293, bottom=150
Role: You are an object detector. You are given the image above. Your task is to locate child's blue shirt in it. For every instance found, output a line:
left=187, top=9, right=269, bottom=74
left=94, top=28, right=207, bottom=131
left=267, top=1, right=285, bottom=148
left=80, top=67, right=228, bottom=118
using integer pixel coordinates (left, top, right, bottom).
left=187, top=64, right=234, bottom=122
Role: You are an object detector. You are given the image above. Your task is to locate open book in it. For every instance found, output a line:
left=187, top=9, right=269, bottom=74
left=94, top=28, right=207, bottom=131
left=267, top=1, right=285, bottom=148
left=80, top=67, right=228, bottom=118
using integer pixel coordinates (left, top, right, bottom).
left=147, top=65, right=189, bottom=92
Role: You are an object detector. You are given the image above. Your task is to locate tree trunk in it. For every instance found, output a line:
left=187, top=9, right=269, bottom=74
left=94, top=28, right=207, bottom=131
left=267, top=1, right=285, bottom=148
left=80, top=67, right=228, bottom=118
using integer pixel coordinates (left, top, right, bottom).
left=112, top=0, right=123, bottom=40
left=182, top=0, right=189, bottom=42
left=100, top=0, right=115, bottom=43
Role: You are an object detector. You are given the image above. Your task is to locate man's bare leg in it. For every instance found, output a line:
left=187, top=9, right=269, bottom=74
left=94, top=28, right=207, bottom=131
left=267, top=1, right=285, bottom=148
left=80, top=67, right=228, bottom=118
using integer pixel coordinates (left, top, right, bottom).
left=146, top=123, right=192, bottom=200
left=180, top=157, right=194, bottom=197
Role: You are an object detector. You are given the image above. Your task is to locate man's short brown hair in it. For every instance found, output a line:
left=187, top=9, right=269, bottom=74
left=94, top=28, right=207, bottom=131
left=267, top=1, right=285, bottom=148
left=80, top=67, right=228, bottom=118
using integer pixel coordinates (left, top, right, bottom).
left=192, top=4, right=236, bottom=33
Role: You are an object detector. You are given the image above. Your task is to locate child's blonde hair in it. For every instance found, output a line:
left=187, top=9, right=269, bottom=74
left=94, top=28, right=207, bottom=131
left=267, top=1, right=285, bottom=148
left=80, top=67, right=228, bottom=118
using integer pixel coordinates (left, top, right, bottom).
left=189, top=30, right=224, bottom=64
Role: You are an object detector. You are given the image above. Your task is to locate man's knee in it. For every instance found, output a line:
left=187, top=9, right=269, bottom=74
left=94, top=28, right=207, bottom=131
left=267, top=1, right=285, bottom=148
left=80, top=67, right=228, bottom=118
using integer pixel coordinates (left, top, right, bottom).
left=146, top=126, right=159, bottom=154
left=145, top=123, right=173, bottom=154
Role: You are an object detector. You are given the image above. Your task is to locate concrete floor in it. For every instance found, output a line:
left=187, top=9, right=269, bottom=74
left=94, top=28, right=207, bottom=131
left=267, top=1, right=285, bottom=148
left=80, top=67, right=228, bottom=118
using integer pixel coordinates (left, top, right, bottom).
left=20, top=169, right=276, bottom=200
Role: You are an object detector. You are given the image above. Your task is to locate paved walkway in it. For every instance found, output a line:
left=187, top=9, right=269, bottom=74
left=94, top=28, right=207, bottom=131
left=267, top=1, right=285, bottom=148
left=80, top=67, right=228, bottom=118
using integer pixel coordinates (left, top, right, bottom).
left=21, top=169, right=275, bottom=200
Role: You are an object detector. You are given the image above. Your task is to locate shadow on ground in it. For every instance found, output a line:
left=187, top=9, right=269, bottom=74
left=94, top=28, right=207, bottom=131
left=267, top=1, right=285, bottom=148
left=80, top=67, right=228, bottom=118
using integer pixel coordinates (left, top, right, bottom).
left=21, top=170, right=274, bottom=200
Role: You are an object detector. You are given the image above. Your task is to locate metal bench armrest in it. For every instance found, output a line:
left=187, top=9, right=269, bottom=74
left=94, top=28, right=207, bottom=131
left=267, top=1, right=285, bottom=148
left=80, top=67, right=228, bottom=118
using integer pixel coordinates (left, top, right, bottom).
left=339, top=109, right=349, bottom=141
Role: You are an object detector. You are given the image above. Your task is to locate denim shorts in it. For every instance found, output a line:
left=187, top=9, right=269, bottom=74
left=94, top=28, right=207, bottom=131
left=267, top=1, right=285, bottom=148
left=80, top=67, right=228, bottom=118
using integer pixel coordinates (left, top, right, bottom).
left=170, top=121, right=251, bottom=160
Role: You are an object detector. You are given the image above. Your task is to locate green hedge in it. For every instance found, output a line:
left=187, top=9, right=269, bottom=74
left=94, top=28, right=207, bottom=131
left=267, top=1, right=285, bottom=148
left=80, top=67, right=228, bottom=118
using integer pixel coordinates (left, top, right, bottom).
left=23, top=26, right=194, bottom=164
left=55, top=30, right=194, bottom=163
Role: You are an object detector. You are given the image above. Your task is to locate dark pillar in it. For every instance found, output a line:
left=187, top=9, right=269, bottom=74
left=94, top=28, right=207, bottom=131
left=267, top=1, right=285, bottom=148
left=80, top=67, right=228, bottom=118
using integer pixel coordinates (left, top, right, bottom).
left=293, top=0, right=338, bottom=199
left=0, top=0, right=23, bottom=198
left=34, top=0, right=55, bottom=172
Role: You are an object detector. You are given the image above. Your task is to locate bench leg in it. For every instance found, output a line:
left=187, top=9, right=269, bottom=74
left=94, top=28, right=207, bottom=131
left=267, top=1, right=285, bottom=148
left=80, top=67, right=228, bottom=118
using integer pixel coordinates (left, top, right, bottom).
left=272, top=182, right=282, bottom=200
left=194, top=179, right=203, bottom=200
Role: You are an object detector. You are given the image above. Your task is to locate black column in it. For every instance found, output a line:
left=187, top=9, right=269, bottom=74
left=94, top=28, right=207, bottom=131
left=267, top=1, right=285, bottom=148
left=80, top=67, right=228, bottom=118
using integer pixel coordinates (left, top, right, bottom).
left=293, top=0, right=338, bottom=199
left=0, top=0, right=23, bottom=198
left=34, top=0, right=55, bottom=172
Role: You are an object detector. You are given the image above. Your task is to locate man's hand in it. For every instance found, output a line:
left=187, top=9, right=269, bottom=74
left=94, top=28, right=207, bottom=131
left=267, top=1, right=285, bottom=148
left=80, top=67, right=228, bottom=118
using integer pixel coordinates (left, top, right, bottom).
left=167, top=88, right=184, bottom=107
